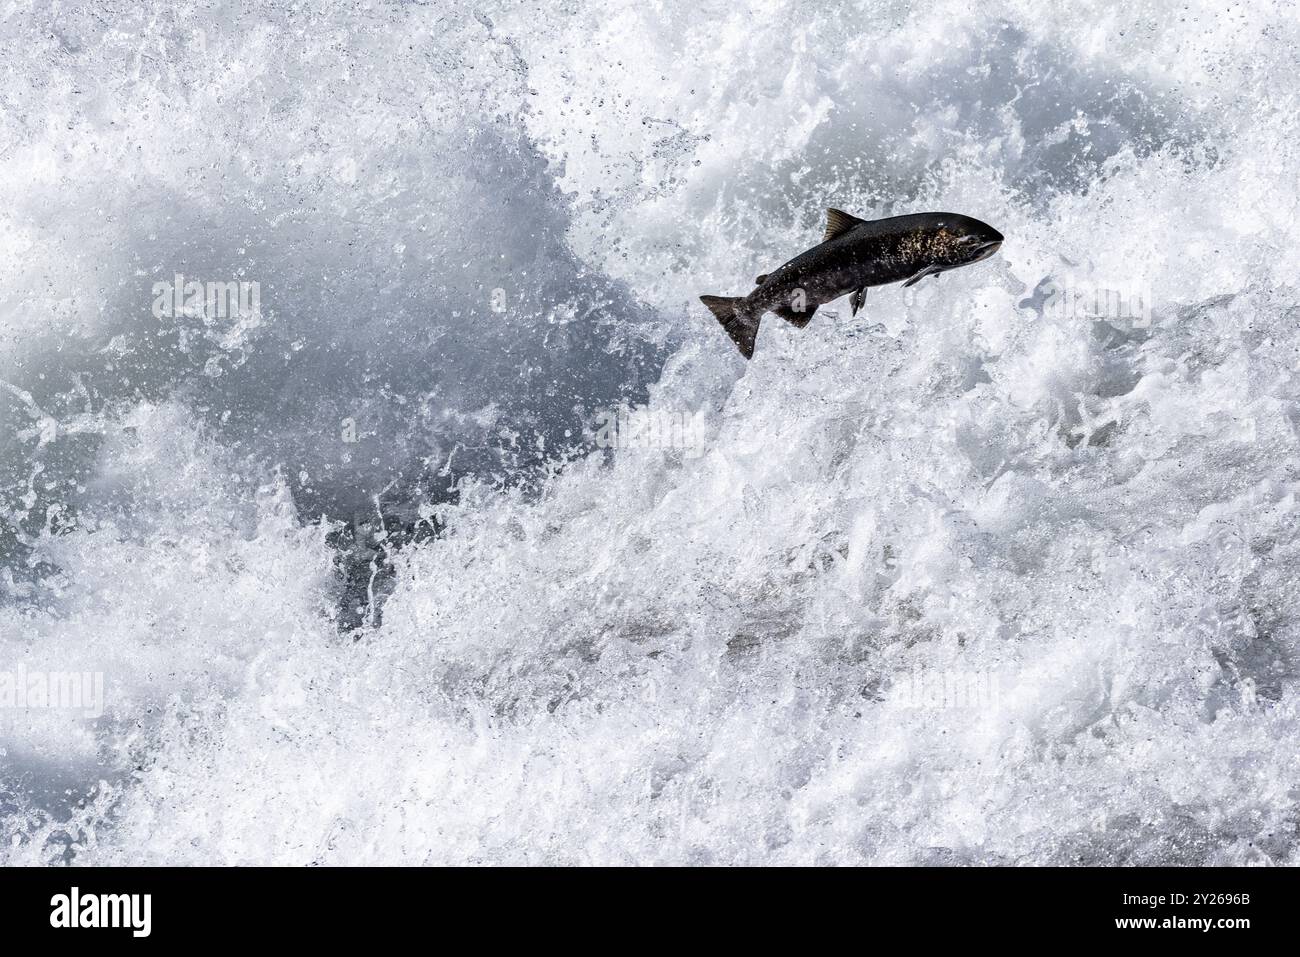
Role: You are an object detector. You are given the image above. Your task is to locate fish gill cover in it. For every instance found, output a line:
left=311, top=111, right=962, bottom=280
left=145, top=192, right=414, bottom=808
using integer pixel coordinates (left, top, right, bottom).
left=1, top=0, right=1298, bottom=864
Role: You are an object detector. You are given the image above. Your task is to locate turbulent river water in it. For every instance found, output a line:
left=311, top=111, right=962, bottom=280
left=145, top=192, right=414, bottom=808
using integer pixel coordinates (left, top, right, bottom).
left=2, top=0, right=1300, bottom=864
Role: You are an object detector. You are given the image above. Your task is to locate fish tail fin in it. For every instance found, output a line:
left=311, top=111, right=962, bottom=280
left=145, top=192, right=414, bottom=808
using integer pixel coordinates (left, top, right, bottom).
left=700, top=295, right=760, bottom=360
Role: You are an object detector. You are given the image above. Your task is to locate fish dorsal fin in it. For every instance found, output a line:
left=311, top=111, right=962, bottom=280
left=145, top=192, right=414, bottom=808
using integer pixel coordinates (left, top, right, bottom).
left=824, top=208, right=865, bottom=242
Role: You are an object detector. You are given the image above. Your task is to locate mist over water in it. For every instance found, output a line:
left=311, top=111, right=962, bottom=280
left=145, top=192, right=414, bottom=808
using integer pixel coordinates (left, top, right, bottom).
left=2, top=0, right=1299, bottom=864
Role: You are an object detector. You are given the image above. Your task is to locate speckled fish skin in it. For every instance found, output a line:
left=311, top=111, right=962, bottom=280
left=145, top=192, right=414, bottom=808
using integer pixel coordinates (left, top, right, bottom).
left=700, top=209, right=1003, bottom=359
left=755, top=211, right=1003, bottom=310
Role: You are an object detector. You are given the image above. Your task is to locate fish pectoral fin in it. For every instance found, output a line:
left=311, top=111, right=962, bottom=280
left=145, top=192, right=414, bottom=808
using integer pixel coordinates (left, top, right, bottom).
left=823, top=208, right=866, bottom=243
left=849, top=287, right=867, bottom=315
left=773, top=302, right=817, bottom=329
left=902, top=265, right=943, bottom=288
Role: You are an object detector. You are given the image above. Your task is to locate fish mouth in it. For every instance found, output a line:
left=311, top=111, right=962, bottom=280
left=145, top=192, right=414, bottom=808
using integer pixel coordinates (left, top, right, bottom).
left=972, top=240, right=1002, bottom=262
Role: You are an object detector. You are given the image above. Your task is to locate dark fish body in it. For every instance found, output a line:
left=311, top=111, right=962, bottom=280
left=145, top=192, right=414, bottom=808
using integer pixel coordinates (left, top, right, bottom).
left=701, top=209, right=1003, bottom=359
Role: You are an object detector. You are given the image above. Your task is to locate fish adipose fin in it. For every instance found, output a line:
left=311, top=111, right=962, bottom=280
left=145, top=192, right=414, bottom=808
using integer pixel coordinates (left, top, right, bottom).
left=823, top=208, right=866, bottom=243
left=755, top=273, right=770, bottom=285
left=700, top=295, right=760, bottom=359
left=773, top=302, right=817, bottom=328
left=902, top=264, right=943, bottom=287
left=849, top=287, right=867, bottom=315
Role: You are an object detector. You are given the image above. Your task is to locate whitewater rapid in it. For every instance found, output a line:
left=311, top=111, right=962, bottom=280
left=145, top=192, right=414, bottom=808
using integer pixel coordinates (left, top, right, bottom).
left=2, top=0, right=1299, bottom=864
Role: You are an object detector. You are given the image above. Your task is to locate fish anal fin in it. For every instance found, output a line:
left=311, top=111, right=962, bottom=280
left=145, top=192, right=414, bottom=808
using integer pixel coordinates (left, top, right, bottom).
left=824, top=208, right=866, bottom=243
left=773, top=302, right=817, bottom=329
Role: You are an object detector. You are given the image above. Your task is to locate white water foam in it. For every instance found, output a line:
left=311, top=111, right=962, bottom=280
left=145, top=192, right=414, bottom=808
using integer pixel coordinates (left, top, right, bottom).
left=2, top=0, right=1299, bottom=864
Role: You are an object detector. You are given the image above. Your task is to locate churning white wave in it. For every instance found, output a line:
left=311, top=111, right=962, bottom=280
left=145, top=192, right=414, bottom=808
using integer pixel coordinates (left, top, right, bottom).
left=2, top=0, right=1300, bottom=864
